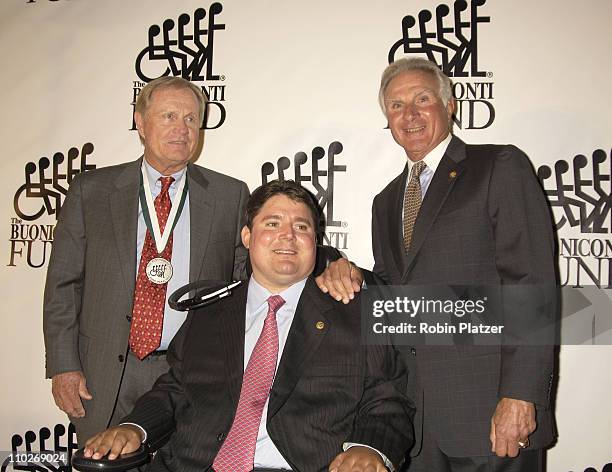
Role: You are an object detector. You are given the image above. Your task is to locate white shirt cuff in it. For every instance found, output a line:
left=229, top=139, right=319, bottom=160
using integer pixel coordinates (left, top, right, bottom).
left=120, top=423, right=147, bottom=443
left=342, top=442, right=394, bottom=471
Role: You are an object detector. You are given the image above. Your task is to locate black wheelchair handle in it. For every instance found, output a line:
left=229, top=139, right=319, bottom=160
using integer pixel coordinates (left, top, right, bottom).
left=71, top=445, right=150, bottom=472
left=168, top=280, right=243, bottom=311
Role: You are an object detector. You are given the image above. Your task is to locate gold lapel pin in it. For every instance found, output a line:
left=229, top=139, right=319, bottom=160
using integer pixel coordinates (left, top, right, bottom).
left=315, top=321, right=325, bottom=330
left=449, top=170, right=457, bottom=179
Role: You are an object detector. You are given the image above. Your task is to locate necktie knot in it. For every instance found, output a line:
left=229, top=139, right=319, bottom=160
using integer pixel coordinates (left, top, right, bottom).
left=267, top=295, right=286, bottom=315
left=158, top=176, right=175, bottom=194
left=411, top=161, right=426, bottom=180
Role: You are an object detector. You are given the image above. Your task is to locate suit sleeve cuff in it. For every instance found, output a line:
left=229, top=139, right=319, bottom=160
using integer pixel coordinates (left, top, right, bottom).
left=343, top=442, right=394, bottom=471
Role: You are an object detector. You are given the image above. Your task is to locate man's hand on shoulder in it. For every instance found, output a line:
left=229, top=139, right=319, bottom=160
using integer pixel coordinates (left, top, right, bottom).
left=490, top=397, right=536, bottom=458
left=316, top=258, right=363, bottom=304
left=51, top=371, right=92, bottom=418
left=329, top=446, right=388, bottom=472
left=84, top=425, right=144, bottom=460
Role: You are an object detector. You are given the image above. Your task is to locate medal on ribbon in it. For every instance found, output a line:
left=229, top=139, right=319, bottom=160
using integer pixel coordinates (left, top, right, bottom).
left=139, top=166, right=188, bottom=284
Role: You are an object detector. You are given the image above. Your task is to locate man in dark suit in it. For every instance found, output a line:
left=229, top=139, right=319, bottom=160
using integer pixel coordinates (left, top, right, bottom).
left=316, top=58, right=556, bottom=471
left=43, top=76, right=249, bottom=445
left=82, top=180, right=414, bottom=472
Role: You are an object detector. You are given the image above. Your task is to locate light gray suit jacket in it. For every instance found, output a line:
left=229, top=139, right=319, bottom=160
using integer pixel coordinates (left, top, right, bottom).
left=43, top=157, right=249, bottom=442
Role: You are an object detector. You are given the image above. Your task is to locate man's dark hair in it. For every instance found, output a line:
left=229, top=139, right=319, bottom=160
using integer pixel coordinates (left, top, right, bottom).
left=246, top=180, right=323, bottom=238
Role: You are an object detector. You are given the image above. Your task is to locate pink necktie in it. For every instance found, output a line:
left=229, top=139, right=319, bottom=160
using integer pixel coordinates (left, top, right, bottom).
left=129, top=176, right=174, bottom=360
left=213, top=295, right=286, bottom=472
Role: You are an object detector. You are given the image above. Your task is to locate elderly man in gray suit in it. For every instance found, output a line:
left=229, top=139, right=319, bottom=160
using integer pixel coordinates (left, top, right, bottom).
left=43, top=76, right=249, bottom=446
left=316, top=57, right=557, bottom=472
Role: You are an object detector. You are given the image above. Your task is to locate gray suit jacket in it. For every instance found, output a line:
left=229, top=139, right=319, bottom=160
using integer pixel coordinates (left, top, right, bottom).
left=123, top=277, right=415, bottom=472
left=43, top=158, right=249, bottom=441
left=372, top=136, right=557, bottom=457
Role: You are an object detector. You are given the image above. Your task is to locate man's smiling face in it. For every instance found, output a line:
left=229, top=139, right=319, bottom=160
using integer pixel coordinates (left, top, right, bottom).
left=384, top=70, right=454, bottom=162
left=241, top=194, right=316, bottom=293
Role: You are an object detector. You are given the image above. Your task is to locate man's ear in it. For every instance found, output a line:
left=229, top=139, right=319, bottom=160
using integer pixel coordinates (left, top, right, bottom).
left=446, top=97, right=456, bottom=120
left=241, top=225, right=251, bottom=249
left=134, top=111, right=145, bottom=139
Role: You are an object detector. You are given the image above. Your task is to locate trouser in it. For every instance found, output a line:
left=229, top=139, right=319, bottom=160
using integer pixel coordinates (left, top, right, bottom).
left=406, top=421, right=543, bottom=472
left=108, top=351, right=170, bottom=427
left=108, top=351, right=170, bottom=472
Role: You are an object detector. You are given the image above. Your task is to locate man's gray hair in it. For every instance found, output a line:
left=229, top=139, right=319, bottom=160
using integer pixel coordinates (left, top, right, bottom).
left=135, top=76, right=207, bottom=126
left=378, top=57, right=453, bottom=115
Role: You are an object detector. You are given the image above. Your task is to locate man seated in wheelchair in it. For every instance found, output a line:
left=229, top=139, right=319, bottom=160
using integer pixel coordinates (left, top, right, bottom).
left=83, top=180, right=414, bottom=472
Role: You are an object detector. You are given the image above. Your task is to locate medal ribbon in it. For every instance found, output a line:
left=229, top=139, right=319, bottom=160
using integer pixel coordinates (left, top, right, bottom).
left=139, top=165, right=188, bottom=254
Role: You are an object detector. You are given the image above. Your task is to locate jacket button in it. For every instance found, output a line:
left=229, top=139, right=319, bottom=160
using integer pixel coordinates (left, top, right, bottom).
left=118, top=354, right=125, bottom=363
left=126, top=314, right=132, bottom=322
left=217, top=432, right=225, bottom=442
left=410, top=348, right=417, bottom=356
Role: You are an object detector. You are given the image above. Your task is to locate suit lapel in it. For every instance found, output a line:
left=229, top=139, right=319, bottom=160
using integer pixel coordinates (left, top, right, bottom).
left=388, top=166, right=410, bottom=277
left=109, top=159, right=141, bottom=295
left=219, top=282, right=248, bottom=407
left=187, top=164, right=214, bottom=280
left=267, top=278, right=331, bottom=419
left=402, top=136, right=467, bottom=281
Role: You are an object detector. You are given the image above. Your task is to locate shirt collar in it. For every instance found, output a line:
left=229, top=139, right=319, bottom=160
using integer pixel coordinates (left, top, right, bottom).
left=407, top=133, right=452, bottom=177
left=247, top=276, right=308, bottom=316
left=142, top=158, right=187, bottom=193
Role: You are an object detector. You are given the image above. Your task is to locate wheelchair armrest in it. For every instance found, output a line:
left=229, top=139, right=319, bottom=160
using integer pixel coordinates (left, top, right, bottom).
left=71, top=445, right=150, bottom=472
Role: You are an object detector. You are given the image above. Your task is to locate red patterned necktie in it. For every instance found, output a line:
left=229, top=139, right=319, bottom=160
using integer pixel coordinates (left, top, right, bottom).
left=213, top=295, right=286, bottom=472
left=129, top=176, right=175, bottom=360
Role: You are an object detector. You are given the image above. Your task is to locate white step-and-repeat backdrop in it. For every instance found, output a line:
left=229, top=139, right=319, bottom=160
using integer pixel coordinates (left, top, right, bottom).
left=1, top=1, right=610, bottom=471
